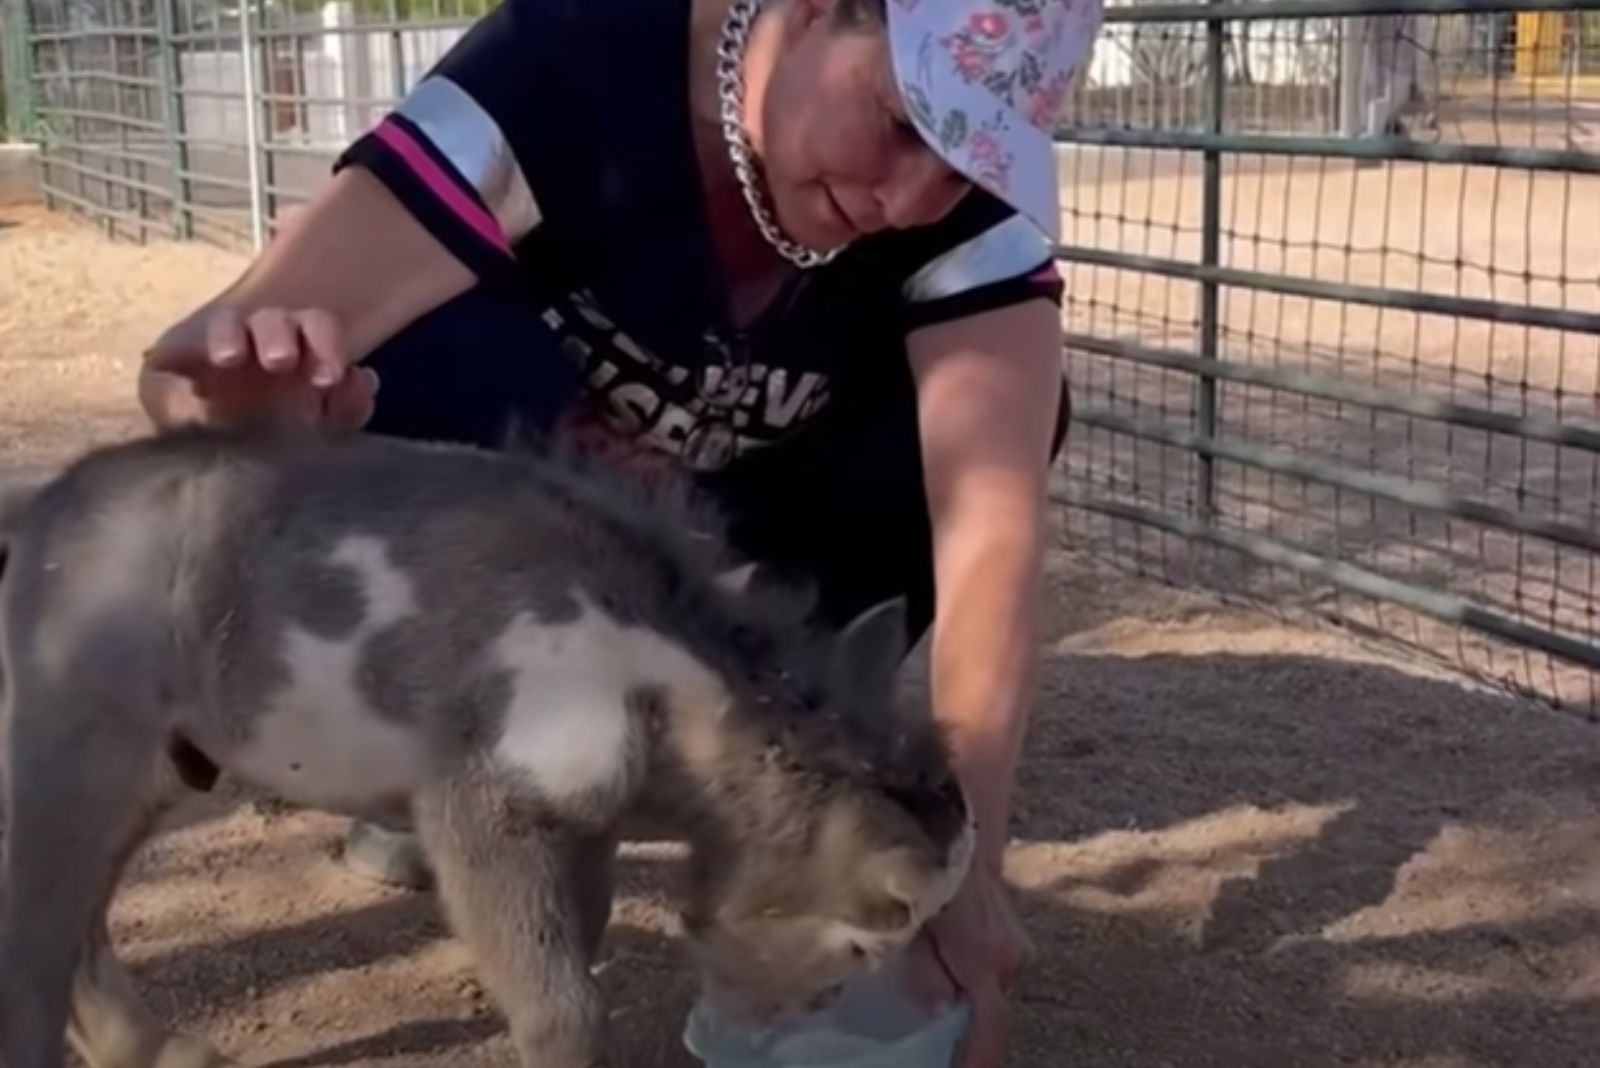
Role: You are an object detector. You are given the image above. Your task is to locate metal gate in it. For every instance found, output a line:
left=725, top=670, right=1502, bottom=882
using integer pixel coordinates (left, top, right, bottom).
left=9, top=0, right=486, bottom=248
left=1057, top=0, right=1600, bottom=718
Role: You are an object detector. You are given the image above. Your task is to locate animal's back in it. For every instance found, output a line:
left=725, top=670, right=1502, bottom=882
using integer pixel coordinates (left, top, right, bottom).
left=3, top=428, right=770, bottom=815
left=98, top=429, right=739, bottom=814
left=19, top=426, right=728, bottom=636
left=0, top=433, right=228, bottom=688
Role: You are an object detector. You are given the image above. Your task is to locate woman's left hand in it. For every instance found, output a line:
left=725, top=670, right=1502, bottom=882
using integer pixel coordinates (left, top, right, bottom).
left=903, top=862, right=1035, bottom=1068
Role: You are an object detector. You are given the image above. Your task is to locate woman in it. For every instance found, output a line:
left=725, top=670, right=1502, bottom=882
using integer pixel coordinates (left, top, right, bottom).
left=137, top=0, right=1102, bottom=1064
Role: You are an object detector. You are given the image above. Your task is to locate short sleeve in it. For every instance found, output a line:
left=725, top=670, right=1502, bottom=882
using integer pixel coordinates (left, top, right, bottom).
left=333, top=0, right=560, bottom=281
left=895, top=188, right=1064, bottom=334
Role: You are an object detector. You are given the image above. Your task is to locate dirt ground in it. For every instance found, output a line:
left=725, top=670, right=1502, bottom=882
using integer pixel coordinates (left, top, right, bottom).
left=3, top=200, right=1600, bottom=1068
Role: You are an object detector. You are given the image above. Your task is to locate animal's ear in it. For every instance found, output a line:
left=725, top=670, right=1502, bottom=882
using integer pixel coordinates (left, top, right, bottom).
left=714, top=562, right=761, bottom=595
left=829, top=597, right=908, bottom=705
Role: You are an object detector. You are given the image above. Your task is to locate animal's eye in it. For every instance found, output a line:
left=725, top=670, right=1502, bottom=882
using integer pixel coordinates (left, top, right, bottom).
left=850, top=943, right=867, bottom=960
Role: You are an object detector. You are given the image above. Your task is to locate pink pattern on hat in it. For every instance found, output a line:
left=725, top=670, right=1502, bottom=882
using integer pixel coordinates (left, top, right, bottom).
left=967, top=128, right=1015, bottom=194
left=888, top=0, right=1103, bottom=242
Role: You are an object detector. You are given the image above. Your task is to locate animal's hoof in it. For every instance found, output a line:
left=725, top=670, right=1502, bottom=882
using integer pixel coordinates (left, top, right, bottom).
left=91, top=1032, right=238, bottom=1068
left=151, top=1035, right=239, bottom=1068
left=339, top=819, right=434, bottom=891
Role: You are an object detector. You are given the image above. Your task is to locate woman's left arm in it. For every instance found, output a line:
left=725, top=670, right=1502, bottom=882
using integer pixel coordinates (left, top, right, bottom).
left=908, top=293, right=1062, bottom=872
left=903, top=294, right=1065, bottom=1068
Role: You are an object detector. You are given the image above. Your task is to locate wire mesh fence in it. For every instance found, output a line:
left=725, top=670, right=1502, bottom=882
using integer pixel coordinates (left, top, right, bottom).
left=1057, top=0, right=1600, bottom=718
left=8, top=0, right=1600, bottom=717
left=15, top=0, right=487, bottom=246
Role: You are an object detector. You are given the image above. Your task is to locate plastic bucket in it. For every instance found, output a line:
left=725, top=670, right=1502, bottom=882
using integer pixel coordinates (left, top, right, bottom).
left=682, top=954, right=971, bottom=1068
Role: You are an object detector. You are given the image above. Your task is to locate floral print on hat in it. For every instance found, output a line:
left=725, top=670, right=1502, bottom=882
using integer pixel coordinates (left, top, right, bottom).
left=888, top=0, right=1103, bottom=243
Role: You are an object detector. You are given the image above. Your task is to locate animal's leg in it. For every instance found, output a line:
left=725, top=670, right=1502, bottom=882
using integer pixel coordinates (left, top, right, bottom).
left=69, top=912, right=238, bottom=1068
left=571, top=830, right=618, bottom=964
left=65, top=760, right=237, bottom=1068
left=338, top=816, right=434, bottom=891
left=0, top=685, right=189, bottom=1068
left=413, top=769, right=610, bottom=1068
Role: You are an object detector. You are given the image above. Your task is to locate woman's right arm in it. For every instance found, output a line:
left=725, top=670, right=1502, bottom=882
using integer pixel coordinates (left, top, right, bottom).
left=138, top=165, right=478, bottom=431
left=141, top=0, right=558, bottom=431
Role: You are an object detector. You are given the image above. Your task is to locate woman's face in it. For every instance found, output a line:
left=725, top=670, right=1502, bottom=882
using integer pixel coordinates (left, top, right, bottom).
left=756, top=0, right=972, bottom=252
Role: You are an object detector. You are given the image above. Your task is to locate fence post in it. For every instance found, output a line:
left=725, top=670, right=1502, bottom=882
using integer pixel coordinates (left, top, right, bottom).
left=1339, top=16, right=1367, bottom=136
left=325, top=1, right=370, bottom=142
left=239, top=0, right=266, bottom=250
left=386, top=0, right=407, bottom=101
left=1196, top=0, right=1224, bottom=522
left=1, top=0, right=39, bottom=141
left=154, top=0, right=193, bottom=238
left=0, top=0, right=12, bottom=138
left=256, top=2, right=278, bottom=231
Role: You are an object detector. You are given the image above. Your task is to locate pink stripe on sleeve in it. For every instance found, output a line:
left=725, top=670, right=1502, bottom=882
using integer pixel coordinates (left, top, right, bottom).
left=373, top=119, right=512, bottom=256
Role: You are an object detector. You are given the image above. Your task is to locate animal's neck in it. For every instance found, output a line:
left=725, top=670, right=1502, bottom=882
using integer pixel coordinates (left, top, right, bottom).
left=630, top=719, right=772, bottom=840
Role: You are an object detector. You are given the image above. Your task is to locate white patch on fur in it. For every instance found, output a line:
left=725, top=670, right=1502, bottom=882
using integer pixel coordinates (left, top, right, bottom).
left=234, top=535, right=428, bottom=809
left=490, top=594, right=729, bottom=800
left=329, top=534, right=419, bottom=627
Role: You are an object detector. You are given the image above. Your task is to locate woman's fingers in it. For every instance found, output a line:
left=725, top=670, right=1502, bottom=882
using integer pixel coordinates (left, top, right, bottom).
left=953, top=974, right=1010, bottom=1068
left=155, top=305, right=352, bottom=384
left=902, top=929, right=960, bottom=1012
left=322, top=366, right=380, bottom=431
left=146, top=302, right=366, bottom=431
left=202, top=306, right=251, bottom=370
left=295, top=307, right=352, bottom=389
left=246, top=308, right=303, bottom=375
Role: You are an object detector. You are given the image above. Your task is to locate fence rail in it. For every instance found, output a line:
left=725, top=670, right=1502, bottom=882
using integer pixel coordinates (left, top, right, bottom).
left=1059, top=0, right=1600, bottom=717
left=10, top=0, right=1600, bottom=717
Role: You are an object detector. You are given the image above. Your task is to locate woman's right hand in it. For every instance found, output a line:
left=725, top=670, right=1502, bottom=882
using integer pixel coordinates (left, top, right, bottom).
left=140, top=304, right=380, bottom=432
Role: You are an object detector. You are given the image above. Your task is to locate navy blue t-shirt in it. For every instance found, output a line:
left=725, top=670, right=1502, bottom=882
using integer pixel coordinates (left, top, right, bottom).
left=336, top=0, right=1062, bottom=472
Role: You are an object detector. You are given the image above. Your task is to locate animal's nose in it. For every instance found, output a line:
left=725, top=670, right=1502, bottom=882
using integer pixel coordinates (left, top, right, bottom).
left=805, top=983, right=845, bottom=1011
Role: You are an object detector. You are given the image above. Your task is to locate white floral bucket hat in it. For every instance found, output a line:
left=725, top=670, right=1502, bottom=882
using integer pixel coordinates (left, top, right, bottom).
left=887, top=0, right=1103, bottom=244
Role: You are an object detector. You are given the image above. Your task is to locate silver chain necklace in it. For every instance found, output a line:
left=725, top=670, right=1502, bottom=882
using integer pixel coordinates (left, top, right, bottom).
left=715, top=0, right=842, bottom=269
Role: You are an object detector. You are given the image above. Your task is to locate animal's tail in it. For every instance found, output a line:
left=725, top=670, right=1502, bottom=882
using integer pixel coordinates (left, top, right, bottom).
left=0, top=476, right=45, bottom=587
left=0, top=482, right=39, bottom=530
left=0, top=477, right=42, bottom=543
left=0, top=478, right=40, bottom=763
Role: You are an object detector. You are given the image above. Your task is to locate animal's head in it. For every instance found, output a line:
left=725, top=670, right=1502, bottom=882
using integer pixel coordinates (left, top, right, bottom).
left=668, top=573, right=976, bottom=1029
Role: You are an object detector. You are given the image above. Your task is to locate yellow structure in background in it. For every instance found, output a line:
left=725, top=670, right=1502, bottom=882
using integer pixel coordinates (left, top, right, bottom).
left=1515, top=11, right=1568, bottom=78
left=1500, top=10, right=1600, bottom=94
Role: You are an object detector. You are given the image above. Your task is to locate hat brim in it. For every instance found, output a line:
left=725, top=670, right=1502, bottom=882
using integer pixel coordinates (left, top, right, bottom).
left=886, top=12, right=1062, bottom=244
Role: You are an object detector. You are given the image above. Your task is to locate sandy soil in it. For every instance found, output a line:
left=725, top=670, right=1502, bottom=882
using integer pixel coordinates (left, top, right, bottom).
left=3, top=201, right=1600, bottom=1068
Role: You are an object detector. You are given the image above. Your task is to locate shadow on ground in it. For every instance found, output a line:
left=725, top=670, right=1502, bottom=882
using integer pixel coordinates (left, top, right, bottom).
left=997, top=647, right=1600, bottom=1068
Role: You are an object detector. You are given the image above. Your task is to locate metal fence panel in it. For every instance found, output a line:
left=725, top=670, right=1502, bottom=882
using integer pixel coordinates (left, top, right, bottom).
left=3, top=0, right=39, bottom=138
left=15, top=0, right=1600, bottom=717
left=1059, top=0, right=1600, bottom=718
left=19, top=0, right=486, bottom=245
